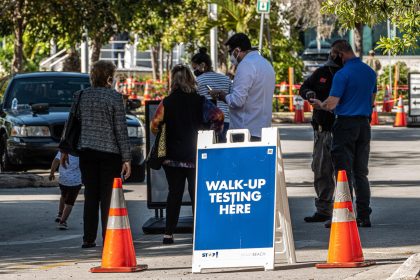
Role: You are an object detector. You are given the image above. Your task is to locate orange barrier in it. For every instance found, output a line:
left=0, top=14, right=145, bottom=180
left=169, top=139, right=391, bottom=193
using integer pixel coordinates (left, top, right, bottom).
left=382, top=86, right=394, bottom=112
left=91, top=178, right=148, bottom=273
left=370, top=103, right=379, bottom=126
left=316, top=170, right=375, bottom=269
left=394, top=95, right=407, bottom=127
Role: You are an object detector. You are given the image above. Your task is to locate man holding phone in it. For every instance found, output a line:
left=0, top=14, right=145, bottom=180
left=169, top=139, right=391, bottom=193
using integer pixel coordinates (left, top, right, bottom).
left=299, top=52, right=342, bottom=225
left=209, top=33, right=275, bottom=141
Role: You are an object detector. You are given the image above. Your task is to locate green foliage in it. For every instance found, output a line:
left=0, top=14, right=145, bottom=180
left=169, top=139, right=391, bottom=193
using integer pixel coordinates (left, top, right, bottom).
left=0, top=37, right=13, bottom=76
left=376, top=61, right=410, bottom=100
left=321, top=0, right=419, bottom=55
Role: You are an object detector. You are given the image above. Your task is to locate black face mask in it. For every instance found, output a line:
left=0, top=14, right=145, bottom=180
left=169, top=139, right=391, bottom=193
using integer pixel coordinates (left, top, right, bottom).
left=333, top=54, right=343, bottom=67
left=194, top=69, right=204, bottom=77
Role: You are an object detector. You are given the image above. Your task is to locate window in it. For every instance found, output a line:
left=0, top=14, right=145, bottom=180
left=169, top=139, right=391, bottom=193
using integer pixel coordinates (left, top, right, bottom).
left=5, top=77, right=90, bottom=108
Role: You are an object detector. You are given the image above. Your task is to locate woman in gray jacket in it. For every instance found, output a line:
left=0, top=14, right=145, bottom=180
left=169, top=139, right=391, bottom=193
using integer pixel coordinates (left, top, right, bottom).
left=60, top=61, right=131, bottom=248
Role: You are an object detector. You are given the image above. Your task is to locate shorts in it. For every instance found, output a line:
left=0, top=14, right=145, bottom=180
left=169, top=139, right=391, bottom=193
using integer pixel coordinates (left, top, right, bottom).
left=59, top=184, right=82, bottom=206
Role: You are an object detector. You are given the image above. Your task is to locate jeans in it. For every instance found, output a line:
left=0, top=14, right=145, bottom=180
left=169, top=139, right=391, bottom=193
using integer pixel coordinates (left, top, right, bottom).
left=331, top=117, right=372, bottom=218
left=163, top=166, right=195, bottom=235
left=79, top=149, right=122, bottom=243
left=312, top=130, right=335, bottom=216
left=218, top=122, right=230, bottom=143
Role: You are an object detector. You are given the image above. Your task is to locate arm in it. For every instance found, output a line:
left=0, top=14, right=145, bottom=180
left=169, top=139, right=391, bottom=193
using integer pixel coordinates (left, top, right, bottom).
left=202, top=98, right=224, bottom=133
left=224, top=62, right=254, bottom=109
left=310, top=71, right=345, bottom=111
left=311, top=96, right=340, bottom=111
left=113, top=93, right=132, bottom=179
left=49, top=158, right=60, bottom=181
left=151, top=101, right=164, bottom=135
left=299, top=70, right=318, bottom=100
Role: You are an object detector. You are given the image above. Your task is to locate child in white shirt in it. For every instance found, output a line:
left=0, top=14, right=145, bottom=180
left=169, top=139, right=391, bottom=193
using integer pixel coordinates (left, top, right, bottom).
left=49, top=151, right=82, bottom=230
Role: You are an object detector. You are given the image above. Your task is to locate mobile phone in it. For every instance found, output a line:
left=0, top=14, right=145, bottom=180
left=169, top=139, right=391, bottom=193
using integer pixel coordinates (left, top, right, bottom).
left=206, top=85, right=213, bottom=91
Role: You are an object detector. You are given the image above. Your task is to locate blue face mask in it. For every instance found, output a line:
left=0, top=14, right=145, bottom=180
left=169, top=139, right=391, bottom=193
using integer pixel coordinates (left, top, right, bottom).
left=230, top=49, right=240, bottom=66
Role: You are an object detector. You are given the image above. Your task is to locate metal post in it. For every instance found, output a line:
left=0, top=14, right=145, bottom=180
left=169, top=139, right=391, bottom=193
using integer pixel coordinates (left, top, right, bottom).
left=258, top=13, right=265, bottom=52
left=209, top=4, right=218, bottom=70
left=387, top=19, right=392, bottom=94
left=81, top=31, right=89, bottom=73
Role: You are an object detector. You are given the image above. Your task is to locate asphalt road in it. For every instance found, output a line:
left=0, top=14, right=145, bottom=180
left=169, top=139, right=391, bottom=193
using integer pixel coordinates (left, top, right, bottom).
left=0, top=124, right=419, bottom=280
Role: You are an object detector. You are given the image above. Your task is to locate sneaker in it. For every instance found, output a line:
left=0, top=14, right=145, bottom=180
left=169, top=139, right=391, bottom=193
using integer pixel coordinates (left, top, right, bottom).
left=163, top=235, right=174, bottom=245
left=58, top=221, right=68, bottom=230
left=55, top=214, right=62, bottom=223
left=357, top=217, right=371, bottom=227
left=304, top=212, right=331, bottom=223
left=81, top=242, right=96, bottom=248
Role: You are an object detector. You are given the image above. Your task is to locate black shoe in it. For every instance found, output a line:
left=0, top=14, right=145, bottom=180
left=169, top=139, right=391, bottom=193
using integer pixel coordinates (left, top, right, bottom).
left=81, top=242, right=96, bottom=248
left=324, top=220, right=332, bottom=228
left=304, top=213, right=331, bottom=223
left=163, top=235, right=174, bottom=245
left=357, top=217, right=371, bottom=227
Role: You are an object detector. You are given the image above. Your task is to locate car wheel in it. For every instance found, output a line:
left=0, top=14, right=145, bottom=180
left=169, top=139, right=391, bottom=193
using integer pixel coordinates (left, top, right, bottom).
left=128, top=162, right=146, bottom=183
left=0, top=135, right=16, bottom=172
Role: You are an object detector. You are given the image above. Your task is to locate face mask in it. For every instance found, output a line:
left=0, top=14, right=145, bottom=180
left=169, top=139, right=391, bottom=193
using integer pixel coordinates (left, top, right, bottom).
left=230, top=49, right=240, bottom=66
left=193, top=69, right=203, bottom=77
left=333, top=53, right=343, bottom=67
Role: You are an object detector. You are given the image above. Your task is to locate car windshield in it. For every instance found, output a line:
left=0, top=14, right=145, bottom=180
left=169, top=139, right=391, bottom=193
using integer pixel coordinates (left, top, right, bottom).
left=301, top=53, right=329, bottom=61
left=5, top=76, right=90, bottom=108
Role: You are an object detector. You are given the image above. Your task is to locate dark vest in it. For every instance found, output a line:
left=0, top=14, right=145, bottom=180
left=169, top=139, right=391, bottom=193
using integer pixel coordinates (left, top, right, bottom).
left=163, top=89, right=204, bottom=163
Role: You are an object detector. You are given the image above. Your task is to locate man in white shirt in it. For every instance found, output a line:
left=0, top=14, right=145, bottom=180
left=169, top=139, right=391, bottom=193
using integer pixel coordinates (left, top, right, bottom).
left=210, top=33, right=275, bottom=141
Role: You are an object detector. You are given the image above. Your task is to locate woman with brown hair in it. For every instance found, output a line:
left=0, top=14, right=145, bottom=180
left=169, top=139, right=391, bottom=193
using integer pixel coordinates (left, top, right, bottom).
left=60, top=60, right=131, bottom=248
left=151, top=64, right=224, bottom=244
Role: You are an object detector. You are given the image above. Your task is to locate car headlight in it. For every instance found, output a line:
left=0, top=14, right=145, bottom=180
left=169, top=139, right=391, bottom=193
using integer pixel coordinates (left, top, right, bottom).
left=128, top=126, right=144, bottom=138
left=11, top=125, right=51, bottom=137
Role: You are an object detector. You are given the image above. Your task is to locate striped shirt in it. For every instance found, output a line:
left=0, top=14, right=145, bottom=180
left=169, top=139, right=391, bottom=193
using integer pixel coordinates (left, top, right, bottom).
left=196, top=72, right=231, bottom=123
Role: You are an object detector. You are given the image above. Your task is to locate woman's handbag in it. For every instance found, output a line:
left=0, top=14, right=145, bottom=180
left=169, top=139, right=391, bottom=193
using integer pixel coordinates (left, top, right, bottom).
left=146, top=124, right=166, bottom=170
left=59, top=91, right=83, bottom=155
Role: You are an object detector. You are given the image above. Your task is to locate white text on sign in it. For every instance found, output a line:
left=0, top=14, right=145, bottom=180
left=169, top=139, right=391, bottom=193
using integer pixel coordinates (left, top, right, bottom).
left=205, top=179, right=266, bottom=215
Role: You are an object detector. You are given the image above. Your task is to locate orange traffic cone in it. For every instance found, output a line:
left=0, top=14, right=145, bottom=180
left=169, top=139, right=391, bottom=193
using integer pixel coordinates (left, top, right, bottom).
left=370, top=102, right=379, bottom=126
left=91, top=178, right=148, bottom=273
left=294, top=102, right=305, bottom=123
left=394, top=95, right=407, bottom=127
left=316, top=170, right=375, bottom=268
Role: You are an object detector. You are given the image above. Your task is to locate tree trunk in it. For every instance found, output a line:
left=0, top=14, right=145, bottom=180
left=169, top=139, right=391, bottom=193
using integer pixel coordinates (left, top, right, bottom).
left=90, top=38, right=102, bottom=64
left=354, top=23, right=364, bottom=58
left=12, top=0, right=25, bottom=74
left=62, top=47, right=81, bottom=72
left=150, top=45, right=159, bottom=81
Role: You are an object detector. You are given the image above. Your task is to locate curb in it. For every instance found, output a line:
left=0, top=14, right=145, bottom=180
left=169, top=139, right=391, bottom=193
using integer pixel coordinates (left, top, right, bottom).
left=0, top=173, right=58, bottom=188
left=387, top=253, right=420, bottom=280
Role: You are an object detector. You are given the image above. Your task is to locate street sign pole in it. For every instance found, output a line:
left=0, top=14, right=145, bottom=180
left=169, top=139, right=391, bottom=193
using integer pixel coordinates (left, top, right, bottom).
left=257, top=0, right=270, bottom=52
left=258, top=13, right=264, bottom=52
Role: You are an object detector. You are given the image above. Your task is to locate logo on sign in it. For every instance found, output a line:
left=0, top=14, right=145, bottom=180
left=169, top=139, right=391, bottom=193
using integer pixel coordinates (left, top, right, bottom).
left=202, top=252, right=219, bottom=258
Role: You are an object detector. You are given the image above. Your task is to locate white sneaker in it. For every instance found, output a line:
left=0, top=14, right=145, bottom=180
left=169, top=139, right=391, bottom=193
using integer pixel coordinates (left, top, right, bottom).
left=58, top=221, right=68, bottom=230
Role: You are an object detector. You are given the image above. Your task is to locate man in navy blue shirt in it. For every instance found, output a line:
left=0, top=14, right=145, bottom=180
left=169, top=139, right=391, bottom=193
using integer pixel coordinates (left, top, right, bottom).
left=311, top=40, right=377, bottom=228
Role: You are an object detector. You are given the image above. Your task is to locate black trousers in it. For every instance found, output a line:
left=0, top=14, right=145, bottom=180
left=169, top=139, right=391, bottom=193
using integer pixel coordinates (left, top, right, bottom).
left=331, top=117, right=372, bottom=218
left=163, top=166, right=195, bottom=235
left=312, top=130, right=335, bottom=216
left=79, top=150, right=122, bottom=243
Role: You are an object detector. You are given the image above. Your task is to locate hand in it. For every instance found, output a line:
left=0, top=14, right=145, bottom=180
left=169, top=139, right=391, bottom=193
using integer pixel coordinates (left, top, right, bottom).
left=209, top=90, right=227, bottom=102
left=49, top=174, right=55, bottom=181
left=310, top=98, right=322, bottom=110
left=305, top=91, right=316, bottom=100
left=60, top=153, right=69, bottom=169
left=121, top=161, right=131, bottom=180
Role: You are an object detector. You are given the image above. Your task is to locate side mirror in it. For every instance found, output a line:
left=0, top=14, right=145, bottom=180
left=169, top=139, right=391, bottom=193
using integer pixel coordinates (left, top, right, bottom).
left=127, top=99, right=141, bottom=110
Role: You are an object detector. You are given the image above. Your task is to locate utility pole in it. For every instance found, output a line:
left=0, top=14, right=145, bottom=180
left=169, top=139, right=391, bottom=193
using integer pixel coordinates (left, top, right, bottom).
left=209, top=4, right=218, bottom=71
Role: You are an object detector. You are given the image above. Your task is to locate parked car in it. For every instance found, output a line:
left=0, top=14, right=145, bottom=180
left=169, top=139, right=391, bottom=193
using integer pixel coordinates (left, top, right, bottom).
left=0, top=72, right=145, bottom=181
left=301, top=40, right=331, bottom=80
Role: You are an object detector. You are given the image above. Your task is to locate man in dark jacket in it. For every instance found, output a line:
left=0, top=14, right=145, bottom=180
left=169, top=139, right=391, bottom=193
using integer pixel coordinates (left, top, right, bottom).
left=299, top=54, right=341, bottom=224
